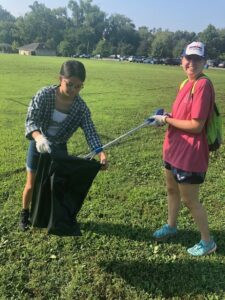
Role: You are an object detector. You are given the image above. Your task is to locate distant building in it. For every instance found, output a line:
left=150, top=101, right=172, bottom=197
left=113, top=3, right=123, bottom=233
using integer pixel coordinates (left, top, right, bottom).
left=18, top=43, right=56, bottom=56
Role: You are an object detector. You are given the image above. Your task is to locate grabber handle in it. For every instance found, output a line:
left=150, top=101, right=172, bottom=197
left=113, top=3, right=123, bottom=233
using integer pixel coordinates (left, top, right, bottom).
left=146, top=108, right=164, bottom=124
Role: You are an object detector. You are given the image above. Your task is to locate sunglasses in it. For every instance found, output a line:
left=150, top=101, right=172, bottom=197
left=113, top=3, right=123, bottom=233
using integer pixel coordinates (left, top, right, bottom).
left=63, top=79, right=84, bottom=90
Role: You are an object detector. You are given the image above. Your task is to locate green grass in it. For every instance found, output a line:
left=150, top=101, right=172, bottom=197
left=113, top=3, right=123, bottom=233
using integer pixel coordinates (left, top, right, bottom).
left=0, top=54, right=225, bottom=299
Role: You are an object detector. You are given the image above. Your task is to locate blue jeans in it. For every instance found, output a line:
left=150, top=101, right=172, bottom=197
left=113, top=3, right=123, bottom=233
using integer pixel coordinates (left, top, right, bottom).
left=26, top=140, right=68, bottom=172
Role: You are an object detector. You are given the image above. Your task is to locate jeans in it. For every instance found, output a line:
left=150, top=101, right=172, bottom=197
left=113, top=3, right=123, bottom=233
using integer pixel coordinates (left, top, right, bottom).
left=26, top=140, right=68, bottom=172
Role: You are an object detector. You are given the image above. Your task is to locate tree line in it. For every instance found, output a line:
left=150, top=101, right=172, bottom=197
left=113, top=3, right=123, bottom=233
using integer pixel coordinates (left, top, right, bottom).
left=0, top=0, right=225, bottom=59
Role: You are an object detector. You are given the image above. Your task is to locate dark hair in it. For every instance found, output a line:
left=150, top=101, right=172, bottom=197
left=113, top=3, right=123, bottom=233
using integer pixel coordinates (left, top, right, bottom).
left=60, top=60, right=86, bottom=81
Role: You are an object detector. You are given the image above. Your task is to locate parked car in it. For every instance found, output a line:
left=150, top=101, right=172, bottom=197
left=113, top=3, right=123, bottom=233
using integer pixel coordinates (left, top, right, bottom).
left=143, top=57, right=154, bottom=64
left=109, top=54, right=119, bottom=59
left=94, top=54, right=101, bottom=59
left=164, top=58, right=181, bottom=66
left=135, top=56, right=144, bottom=63
left=119, top=55, right=128, bottom=61
left=152, top=58, right=164, bottom=64
left=218, top=61, right=225, bottom=68
left=79, top=54, right=91, bottom=58
left=128, top=56, right=136, bottom=62
left=72, top=54, right=79, bottom=58
left=206, top=59, right=219, bottom=67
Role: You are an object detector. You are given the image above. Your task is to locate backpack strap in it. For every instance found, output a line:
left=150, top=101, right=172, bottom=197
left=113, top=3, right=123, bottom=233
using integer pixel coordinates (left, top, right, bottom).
left=179, top=74, right=210, bottom=95
left=179, top=78, right=189, bottom=90
left=179, top=74, right=215, bottom=123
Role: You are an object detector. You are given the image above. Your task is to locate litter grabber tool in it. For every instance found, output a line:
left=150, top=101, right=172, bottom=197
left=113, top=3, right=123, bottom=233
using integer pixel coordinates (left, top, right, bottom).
left=84, top=108, right=164, bottom=159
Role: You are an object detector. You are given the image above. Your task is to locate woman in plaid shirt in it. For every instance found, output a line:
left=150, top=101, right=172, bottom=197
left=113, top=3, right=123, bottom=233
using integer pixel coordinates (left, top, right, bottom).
left=20, top=60, right=107, bottom=231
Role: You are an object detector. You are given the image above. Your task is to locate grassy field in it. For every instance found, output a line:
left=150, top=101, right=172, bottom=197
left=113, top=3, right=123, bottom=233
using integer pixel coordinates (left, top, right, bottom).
left=0, top=54, right=225, bottom=299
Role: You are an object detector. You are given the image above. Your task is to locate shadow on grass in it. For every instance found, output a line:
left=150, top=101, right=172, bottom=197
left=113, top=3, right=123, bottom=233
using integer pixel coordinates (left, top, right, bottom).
left=83, top=221, right=225, bottom=255
left=99, top=259, right=225, bottom=298
left=97, top=128, right=157, bottom=152
left=5, top=98, right=28, bottom=107
left=0, top=167, right=25, bottom=179
left=86, top=85, right=175, bottom=96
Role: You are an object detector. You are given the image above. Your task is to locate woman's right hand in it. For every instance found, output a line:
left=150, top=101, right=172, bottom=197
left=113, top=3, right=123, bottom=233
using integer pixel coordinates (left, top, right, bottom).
left=34, top=134, right=51, bottom=153
left=98, top=151, right=108, bottom=170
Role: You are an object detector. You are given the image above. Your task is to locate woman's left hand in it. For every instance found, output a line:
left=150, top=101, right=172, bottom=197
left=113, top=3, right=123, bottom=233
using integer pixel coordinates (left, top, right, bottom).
left=98, top=151, right=108, bottom=170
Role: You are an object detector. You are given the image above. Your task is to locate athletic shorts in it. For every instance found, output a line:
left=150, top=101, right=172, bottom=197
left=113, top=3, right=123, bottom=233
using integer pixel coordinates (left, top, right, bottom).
left=164, top=161, right=206, bottom=184
left=26, top=140, right=68, bottom=172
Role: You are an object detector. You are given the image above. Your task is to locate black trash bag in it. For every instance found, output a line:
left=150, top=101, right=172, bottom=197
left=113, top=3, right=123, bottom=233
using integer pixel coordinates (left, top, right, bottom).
left=30, top=153, right=101, bottom=236
left=30, top=154, right=52, bottom=228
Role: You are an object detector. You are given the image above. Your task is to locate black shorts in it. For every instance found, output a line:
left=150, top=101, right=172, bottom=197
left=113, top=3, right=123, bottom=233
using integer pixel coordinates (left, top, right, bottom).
left=164, top=161, right=206, bottom=184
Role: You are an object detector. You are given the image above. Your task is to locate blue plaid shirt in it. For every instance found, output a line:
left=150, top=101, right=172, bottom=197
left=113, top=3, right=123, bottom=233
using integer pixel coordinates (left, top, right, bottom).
left=25, top=85, right=102, bottom=151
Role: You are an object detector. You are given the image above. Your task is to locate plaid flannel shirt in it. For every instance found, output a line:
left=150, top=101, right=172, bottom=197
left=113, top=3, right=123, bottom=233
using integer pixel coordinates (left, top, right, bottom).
left=25, top=85, right=102, bottom=151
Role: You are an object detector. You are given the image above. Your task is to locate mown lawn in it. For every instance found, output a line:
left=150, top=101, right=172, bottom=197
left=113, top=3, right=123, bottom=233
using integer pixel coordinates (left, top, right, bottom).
left=0, top=54, right=225, bottom=299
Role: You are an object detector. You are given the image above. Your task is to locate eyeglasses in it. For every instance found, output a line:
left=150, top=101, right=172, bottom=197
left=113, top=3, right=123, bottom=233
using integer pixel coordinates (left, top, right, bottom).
left=63, top=79, right=84, bottom=90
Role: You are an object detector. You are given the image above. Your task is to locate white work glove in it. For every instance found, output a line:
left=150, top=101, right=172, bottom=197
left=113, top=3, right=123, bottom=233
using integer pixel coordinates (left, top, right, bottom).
left=151, top=115, right=168, bottom=126
left=34, top=134, right=51, bottom=153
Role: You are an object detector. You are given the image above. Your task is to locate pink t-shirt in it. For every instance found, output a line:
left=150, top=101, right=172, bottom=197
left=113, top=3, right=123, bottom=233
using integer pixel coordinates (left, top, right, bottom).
left=163, top=78, right=214, bottom=172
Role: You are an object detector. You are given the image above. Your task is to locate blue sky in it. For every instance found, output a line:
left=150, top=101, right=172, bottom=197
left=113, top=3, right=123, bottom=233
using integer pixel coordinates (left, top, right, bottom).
left=1, top=0, right=225, bottom=33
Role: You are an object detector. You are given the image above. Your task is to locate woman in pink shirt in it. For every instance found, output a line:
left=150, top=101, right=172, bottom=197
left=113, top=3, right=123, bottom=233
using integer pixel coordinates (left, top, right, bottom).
left=152, top=42, right=217, bottom=256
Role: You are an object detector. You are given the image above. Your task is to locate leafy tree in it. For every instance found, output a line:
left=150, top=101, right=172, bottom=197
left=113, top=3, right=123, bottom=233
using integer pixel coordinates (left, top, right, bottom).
left=0, top=6, right=16, bottom=44
left=11, top=40, right=19, bottom=53
left=57, top=40, right=72, bottom=57
left=0, top=43, right=12, bottom=52
left=172, top=30, right=197, bottom=57
left=93, top=39, right=112, bottom=57
left=104, top=14, right=139, bottom=54
left=198, top=25, right=221, bottom=58
left=173, top=30, right=197, bottom=44
left=151, top=31, right=173, bottom=58
left=0, top=21, right=16, bottom=44
left=217, top=28, right=225, bottom=59
left=0, top=5, right=15, bottom=22
left=14, top=1, right=67, bottom=47
left=68, top=0, right=107, bottom=53
left=117, top=42, right=135, bottom=56
left=1, top=2, right=225, bottom=60
left=59, top=27, right=77, bottom=56
left=136, top=39, right=150, bottom=56
left=137, top=26, right=154, bottom=56
left=74, top=26, right=95, bottom=54
left=68, top=0, right=85, bottom=27
left=172, top=38, right=187, bottom=58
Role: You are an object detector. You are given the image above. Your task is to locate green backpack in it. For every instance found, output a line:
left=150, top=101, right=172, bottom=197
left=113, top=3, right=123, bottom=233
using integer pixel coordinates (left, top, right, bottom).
left=180, top=75, right=223, bottom=152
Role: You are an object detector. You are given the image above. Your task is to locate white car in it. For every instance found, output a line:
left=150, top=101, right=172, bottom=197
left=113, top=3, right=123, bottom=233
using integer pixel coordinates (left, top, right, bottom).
left=218, top=61, right=225, bottom=68
left=143, top=58, right=154, bottom=64
left=128, top=56, right=135, bottom=62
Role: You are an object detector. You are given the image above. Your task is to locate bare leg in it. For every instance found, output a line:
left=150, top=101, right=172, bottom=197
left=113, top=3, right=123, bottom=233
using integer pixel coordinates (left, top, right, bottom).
left=165, top=169, right=181, bottom=228
left=22, top=171, right=36, bottom=210
left=179, top=183, right=210, bottom=242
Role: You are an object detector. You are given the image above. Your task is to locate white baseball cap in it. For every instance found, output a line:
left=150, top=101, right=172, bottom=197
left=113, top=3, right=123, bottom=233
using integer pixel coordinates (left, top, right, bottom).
left=183, top=41, right=206, bottom=58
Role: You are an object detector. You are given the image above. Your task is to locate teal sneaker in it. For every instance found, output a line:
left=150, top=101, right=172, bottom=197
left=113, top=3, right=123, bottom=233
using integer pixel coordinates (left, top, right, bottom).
left=153, top=224, right=177, bottom=241
left=187, top=239, right=217, bottom=256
